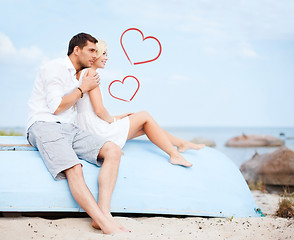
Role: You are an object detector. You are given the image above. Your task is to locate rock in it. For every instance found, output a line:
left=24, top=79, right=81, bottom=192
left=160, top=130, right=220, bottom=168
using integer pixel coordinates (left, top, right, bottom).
left=190, top=137, right=216, bottom=147
left=226, top=134, right=284, bottom=147
left=240, top=147, right=294, bottom=186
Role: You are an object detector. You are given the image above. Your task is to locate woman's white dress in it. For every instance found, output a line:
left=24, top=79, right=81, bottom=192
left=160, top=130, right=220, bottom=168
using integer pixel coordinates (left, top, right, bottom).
left=75, top=69, right=130, bottom=148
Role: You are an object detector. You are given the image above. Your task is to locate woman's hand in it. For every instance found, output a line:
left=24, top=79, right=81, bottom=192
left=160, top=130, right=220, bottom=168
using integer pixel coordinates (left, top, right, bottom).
left=115, top=112, right=134, bottom=120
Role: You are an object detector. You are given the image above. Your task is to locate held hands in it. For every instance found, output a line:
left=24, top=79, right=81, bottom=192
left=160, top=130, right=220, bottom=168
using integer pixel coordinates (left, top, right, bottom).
left=80, top=69, right=100, bottom=92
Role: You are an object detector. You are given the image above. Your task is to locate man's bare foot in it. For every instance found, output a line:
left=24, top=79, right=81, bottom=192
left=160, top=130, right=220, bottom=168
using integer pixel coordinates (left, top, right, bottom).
left=92, top=219, right=125, bottom=235
left=177, top=141, right=205, bottom=153
left=91, top=220, right=101, bottom=230
left=92, top=219, right=129, bottom=233
left=106, top=214, right=130, bottom=233
left=170, top=153, right=192, bottom=167
left=102, top=224, right=125, bottom=235
left=92, top=211, right=130, bottom=233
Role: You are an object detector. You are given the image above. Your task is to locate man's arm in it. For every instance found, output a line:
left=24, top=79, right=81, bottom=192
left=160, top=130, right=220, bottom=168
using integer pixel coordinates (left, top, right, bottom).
left=54, top=70, right=100, bottom=115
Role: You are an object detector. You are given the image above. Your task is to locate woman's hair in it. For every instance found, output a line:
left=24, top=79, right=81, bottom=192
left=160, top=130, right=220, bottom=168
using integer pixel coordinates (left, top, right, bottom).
left=67, top=33, right=97, bottom=56
left=96, top=39, right=108, bottom=58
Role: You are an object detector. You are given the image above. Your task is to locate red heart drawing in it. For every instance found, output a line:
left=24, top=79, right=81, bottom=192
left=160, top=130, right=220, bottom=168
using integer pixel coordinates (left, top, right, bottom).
left=120, top=28, right=162, bottom=65
left=108, top=75, right=140, bottom=102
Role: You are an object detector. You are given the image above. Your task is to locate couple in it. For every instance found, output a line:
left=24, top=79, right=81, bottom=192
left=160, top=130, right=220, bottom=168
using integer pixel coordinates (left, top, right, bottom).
left=27, top=33, right=204, bottom=234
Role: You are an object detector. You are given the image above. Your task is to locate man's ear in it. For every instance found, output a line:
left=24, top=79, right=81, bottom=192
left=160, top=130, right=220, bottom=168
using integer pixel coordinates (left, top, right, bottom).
left=73, top=46, right=80, bottom=56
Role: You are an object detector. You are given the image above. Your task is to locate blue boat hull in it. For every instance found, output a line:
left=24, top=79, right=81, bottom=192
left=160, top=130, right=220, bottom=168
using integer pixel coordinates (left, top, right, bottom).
left=0, top=136, right=260, bottom=217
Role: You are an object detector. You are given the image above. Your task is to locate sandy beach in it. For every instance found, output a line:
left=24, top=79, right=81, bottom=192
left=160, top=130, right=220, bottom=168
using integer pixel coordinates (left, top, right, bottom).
left=0, top=190, right=293, bottom=240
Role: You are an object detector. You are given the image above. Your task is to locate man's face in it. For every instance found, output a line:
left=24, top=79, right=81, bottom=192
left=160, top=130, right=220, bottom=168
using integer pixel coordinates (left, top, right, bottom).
left=77, top=41, right=98, bottom=68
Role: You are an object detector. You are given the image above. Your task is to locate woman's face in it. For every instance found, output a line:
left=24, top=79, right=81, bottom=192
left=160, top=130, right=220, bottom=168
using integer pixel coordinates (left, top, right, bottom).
left=93, top=49, right=108, bottom=69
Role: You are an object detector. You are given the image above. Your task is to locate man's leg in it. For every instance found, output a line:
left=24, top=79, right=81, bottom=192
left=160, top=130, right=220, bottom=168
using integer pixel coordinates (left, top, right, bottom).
left=91, top=142, right=128, bottom=231
left=64, top=164, right=124, bottom=234
left=97, top=142, right=121, bottom=215
left=28, top=122, right=123, bottom=234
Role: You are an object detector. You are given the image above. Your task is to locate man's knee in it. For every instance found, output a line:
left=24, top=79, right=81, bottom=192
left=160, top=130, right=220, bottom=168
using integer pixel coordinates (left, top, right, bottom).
left=64, top=164, right=83, bottom=179
left=100, top=141, right=122, bottom=160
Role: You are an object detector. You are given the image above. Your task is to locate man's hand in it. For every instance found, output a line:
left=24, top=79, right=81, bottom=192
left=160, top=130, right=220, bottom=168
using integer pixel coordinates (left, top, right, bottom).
left=54, top=69, right=100, bottom=115
left=80, top=69, right=100, bottom=93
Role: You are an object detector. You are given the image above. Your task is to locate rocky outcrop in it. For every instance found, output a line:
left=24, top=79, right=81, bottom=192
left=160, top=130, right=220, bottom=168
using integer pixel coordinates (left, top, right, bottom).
left=190, top=137, right=216, bottom=147
left=226, top=134, right=284, bottom=147
left=240, top=147, right=294, bottom=186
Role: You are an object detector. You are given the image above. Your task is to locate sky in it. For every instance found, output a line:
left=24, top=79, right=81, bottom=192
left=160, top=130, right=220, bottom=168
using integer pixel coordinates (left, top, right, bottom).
left=0, top=0, right=293, bottom=128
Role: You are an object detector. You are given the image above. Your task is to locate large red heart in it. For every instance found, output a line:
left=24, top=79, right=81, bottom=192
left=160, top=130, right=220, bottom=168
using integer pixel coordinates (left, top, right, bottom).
left=108, top=75, right=140, bottom=102
left=120, top=28, right=162, bottom=65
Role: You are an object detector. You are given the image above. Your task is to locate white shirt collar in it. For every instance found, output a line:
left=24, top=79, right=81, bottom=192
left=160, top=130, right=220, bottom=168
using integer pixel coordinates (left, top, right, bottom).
left=64, top=56, right=77, bottom=77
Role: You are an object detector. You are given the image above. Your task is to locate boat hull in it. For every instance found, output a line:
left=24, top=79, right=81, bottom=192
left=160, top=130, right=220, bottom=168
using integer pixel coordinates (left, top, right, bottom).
left=0, top=136, right=260, bottom=217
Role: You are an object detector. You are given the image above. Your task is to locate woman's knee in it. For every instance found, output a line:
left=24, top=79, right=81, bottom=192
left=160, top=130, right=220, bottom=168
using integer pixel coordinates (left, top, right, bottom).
left=138, top=110, right=152, bottom=121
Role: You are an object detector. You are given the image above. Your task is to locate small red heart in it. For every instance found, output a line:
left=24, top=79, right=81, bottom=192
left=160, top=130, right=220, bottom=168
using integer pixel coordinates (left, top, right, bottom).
left=108, top=75, right=140, bottom=102
left=120, top=28, right=162, bottom=65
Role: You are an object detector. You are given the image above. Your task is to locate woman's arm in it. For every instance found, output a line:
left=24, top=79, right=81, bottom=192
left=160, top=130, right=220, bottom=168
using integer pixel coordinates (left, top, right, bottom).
left=89, top=83, right=134, bottom=123
left=89, top=87, right=114, bottom=123
left=88, top=77, right=114, bottom=123
left=87, top=69, right=134, bottom=122
left=115, top=112, right=134, bottom=119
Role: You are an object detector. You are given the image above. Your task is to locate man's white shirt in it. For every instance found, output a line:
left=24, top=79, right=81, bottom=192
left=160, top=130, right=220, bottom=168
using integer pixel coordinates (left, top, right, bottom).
left=27, top=57, right=79, bottom=130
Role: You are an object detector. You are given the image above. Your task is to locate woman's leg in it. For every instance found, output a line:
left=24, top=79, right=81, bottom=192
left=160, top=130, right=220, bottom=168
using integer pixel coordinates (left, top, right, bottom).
left=129, top=124, right=205, bottom=153
left=160, top=130, right=205, bottom=152
left=128, top=129, right=145, bottom=139
left=127, top=111, right=192, bottom=167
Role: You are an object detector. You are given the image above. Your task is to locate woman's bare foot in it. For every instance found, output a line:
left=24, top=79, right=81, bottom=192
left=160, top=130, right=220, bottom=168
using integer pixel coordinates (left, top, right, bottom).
left=177, top=141, right=205, bottom=153
left=170, top=153, right=192, bottom=167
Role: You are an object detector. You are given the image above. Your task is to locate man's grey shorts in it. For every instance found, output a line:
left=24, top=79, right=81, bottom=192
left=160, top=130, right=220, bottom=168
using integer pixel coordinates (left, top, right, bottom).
left=27, top=121, right=107, bottom=180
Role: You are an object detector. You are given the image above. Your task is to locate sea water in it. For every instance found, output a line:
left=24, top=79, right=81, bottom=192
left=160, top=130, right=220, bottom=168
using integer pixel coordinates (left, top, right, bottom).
left=162, top=126, right=294, bottom=168
left=2, top=126, right=294, bottom=168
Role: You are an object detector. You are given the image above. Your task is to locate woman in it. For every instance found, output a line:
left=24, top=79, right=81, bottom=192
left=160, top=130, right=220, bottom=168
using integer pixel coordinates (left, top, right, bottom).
left=76, top=40, right=205, bottom=168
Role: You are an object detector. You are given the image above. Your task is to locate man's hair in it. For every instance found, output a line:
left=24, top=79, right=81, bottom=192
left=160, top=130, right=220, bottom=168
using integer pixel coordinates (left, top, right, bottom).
left=67, top=33, right=98, bottom=56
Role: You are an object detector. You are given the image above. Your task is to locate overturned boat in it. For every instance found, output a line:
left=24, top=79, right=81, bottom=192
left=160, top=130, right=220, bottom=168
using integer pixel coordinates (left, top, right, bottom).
left=0, top=136, right=261, bottom=217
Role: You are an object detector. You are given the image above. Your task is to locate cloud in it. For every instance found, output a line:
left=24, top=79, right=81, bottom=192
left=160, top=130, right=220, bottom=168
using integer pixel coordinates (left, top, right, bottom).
left=99, top=69, right=124, bottom=81
left=240, top=42, right=259, bottom=58
left=109, top=0, right=294, bottom=41
left=0, top=33, right=17, bottom=57
left=100, top=68, right=153, bottom=86
left=168, top=74, right=189, bottom=85
left=19, top=46, right=44, bottom=62
left=0, top=32, right=47, bottom=65
left=108, top=0, right=293, bottom=60
left=203, top=47, right=217, bottom=55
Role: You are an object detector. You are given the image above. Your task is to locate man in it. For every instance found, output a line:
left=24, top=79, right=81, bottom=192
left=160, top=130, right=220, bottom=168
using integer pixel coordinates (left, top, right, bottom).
left=27, top=33, right=125, bottom=234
